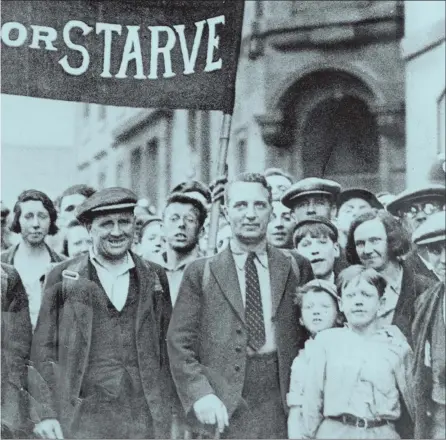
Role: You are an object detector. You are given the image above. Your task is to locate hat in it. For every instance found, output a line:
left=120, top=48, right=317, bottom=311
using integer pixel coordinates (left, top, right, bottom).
left=281, top=178, right=341, bottom=209
left=300, top=279, right=340, bottom=302
left=337, top=188, right=383, bottom=210
left=412, top=211, right=446, bottom=245
left=293, top=215, right=339, bottom=246
left=387, top=185, right=446, bottom=216
left=76, top=187, right=137, bottom=223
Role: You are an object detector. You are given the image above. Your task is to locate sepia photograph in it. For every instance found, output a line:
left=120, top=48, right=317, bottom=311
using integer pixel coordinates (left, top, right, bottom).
left=1, top=1, right=445, bottom=439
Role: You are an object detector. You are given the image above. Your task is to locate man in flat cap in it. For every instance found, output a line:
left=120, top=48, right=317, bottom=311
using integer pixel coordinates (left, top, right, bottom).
left=30, top=187, right=176, bottom=439
left=281, top=177, right=341, bottom=224
left=387, top=185, right=445, bottom=281
left=411, top=211, right=446, bottom=439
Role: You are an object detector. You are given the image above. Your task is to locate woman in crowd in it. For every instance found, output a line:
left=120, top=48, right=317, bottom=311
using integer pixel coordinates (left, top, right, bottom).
left=301, top=265, right=414, bottom=439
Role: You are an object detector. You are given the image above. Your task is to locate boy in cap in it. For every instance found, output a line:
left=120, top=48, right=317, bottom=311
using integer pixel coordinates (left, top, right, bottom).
left=281, top=177, right=341, bottom=223
left=30, top=187, right=176, bottom=439
left=412, top=211, right=446, bottom=439
left=387, top=185, right=445, bottom=282
left=293, top=216, right=340, bottom=283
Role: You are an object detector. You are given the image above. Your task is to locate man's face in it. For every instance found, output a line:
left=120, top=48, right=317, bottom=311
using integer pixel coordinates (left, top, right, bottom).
left=425, top=240, right=446, bottom=281
left=225, top=182, right=272, bottom=245
left=337, top=198, right=372, bottom=232
left=19, top=200, right=51, bottom=246
left=354, top=219, right=389, bottom=272
left=399, top=199, right=443, bottom=233
left=266, top=175, right=292, bottom=201
left=340, top=279, right=383, bottom=329
left=300, top=290, right=339, bottom=336
left=67, top=225, right=92, bottom=257
left=140, top=221, right=164, bottom=259
left=297, top=233, right=339, bottom=279
left=267, top=201, right=295, bottom=248
left=291, top=195, right=334, bottom=223
left=163, top=203, right=201, bottom=253
left=90, top=211, right=134, bottom=261
left=59, top=194, right=87, bottom=229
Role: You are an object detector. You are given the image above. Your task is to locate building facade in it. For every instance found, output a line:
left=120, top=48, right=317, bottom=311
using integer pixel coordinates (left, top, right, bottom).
left=402, top=0, right=445, bottom=185
left=76, top=1, right=417, bottom=213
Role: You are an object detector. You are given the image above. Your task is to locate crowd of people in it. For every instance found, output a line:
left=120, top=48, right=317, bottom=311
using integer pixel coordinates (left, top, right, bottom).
left=1, top=168, right=445, bottom=439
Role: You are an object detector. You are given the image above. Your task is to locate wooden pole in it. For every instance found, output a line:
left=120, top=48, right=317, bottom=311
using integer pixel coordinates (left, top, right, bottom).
left=207, top=112, right=232, bottom=255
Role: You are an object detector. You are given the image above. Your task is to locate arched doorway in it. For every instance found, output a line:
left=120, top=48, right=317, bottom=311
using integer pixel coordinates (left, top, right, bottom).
left=282, top=70, right=386, bottom=192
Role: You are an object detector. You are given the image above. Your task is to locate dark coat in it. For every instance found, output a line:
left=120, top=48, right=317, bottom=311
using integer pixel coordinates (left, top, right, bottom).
left=29, top=252, right=176, bottom=438
left=405, top=250, right=440, bottom=283
left=1, top=242, right=66, bottom=266
left=411, top=281, right=444, bottom=439
left=1, top=263, right=33, bottom=437
left=392, top=259, right=436, bottom=347
left=167, top=245, right=313, bottom=421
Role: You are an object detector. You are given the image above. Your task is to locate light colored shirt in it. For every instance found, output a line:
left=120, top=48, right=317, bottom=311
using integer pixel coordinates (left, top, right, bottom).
left=230, top=242, right=276, bottom=354
left=378, top=265, right=403, bottom=327
left=90, top=250, right=135, bottom=311
left=301, top=326, right=414, bottom=438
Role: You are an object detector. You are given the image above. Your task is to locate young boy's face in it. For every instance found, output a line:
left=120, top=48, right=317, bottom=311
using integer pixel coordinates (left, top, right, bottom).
left=424, top=240, right=446, bottom=281
left=300, top=290, right=338, bottom=336
left=297, top=233, right=340, bottom=279
left=340, top=278, right=383, bottom=329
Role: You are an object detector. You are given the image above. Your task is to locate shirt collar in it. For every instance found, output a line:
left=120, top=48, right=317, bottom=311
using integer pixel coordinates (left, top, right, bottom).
left=161, top=246, right=202, bottom=272
left=386, top=264, right=404, bottom=295
left=229, top=240, right=268, bottom=269
left=89, top=248, right=135, bottom=276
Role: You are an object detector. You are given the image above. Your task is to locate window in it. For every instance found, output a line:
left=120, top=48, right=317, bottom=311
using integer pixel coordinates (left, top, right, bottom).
left=98, top=105, right=106, bottom=121
left=146, top=139, right=159, bottom=208
left=236, top=139, right=247, bottom=176
left=131, top=148, right=142, bottom=195
left=83, top=103, right=90, bottom=118
left=98, top=171, right=106, bottom=190
left=188, top=110, right=197, bottom=151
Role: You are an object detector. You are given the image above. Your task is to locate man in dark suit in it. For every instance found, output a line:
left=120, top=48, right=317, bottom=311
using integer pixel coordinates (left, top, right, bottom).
left=167, top=173, right=313, bottom=439
left=30, top=187, right=175, bottom=439
left=1, top=263, right=33, bottom=438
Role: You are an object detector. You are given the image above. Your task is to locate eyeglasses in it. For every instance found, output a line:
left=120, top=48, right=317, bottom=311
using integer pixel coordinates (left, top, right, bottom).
left=399, top=202, right=442, bottom=219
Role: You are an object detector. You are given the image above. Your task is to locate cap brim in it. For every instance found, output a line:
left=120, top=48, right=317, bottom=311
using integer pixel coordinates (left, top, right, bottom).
left=415, top=233, right=446, bottom=246
left=91, top=203, right=136, bottom=212
left=283, top=190, right=335, bottom=208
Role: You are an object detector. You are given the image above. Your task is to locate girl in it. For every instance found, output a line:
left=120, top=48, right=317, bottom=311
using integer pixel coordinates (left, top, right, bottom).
left=301, top=265, right=414, bottom=439
left=287, top=279, right=341, bottom=439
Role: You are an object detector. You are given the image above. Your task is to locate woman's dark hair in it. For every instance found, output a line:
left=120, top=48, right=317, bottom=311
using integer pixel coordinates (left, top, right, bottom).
left=345, top=208, right=411, bottom=265
left=11, top=189, right=58, bottom=235
left=337, top=265, right=388, bottom=298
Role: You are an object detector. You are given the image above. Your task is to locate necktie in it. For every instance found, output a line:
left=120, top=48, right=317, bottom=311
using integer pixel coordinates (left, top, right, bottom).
left=245, top=252, right=266, bottom=351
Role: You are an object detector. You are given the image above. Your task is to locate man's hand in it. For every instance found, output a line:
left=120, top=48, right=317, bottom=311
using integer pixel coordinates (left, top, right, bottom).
left=193, top=394, right=229, bottom=433
left=34, top=419, right=64, bottom=439
left=209, top=175, right=228, bottom=205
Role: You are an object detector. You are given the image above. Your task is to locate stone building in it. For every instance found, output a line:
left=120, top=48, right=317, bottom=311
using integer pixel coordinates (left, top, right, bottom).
left=75, top=1, right=439, bottom=212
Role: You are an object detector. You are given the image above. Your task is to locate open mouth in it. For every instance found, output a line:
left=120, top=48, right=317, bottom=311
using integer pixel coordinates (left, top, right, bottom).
left=174, top=233, right=187, bottom=239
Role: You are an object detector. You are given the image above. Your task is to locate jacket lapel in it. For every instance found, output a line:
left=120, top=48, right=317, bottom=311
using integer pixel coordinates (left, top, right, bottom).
left=268, top=246, right=292, bottom=316
left=210, top=247, right=245, bottom=324
left=65, top=256, right=94, bottom=343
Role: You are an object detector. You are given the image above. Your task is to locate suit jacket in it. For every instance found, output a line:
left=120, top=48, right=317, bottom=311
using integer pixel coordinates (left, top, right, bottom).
left=405, top=250, right=440, bottom=283
left=167, top=245, right=313, bottom=420
left=29, top=252, right=176, bottom=438
left=393, top=259, right=436, bottom=347
left=1, top=263, right=33, bottom=436
left=412, top=281, right=444, bottom=439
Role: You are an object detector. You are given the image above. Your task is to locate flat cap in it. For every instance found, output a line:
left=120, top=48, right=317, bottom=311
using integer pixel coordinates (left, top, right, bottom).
left=412, top=211, right=446, bottom=245
left=337, top=188, right=383, bottom=210
left=300, top=278, right=340, bottom=302
left=76, top=187, right=137, bottom=223
left=293, top=215, right=339, bottom=246
left=281, top=177, right=341, bottom=209
left=387, top=184, right=445, bottom=216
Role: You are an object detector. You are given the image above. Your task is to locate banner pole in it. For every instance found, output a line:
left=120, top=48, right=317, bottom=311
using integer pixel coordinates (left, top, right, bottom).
left=207, top=112, right=232, bottom=255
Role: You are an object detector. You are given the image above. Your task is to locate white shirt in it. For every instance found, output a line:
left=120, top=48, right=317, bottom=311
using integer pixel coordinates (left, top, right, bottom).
left=230, top=243, right=276, bottom=354
left=90, top=250, right=135, bottom=311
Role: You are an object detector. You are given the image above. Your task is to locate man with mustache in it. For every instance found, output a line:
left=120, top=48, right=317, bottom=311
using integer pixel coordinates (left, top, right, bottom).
left=30, top=187, right=175, bottom=439
left=167, top=173, right=313, bottom=439
left=387, top=185, right=445, bottom=282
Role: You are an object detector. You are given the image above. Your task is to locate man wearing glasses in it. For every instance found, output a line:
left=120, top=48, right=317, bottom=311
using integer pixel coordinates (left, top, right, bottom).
left=387, top=185, right=445, bottom=281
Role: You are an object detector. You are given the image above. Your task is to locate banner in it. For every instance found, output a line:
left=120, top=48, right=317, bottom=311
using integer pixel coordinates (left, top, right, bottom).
left=1, top=1, right=244, bottom=112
